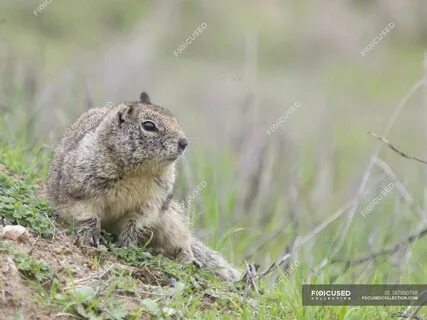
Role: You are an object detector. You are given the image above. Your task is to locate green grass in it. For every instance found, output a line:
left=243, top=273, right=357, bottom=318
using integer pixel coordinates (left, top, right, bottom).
left=0, top=163, right=53, bottom=236
left=0, top=140, right=426, bottom=319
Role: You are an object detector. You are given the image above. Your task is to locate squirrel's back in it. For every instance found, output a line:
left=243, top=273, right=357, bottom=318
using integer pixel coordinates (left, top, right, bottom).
left=47, top=106, right=111, bottom=203
left=60, top=106, right=110, bottom=153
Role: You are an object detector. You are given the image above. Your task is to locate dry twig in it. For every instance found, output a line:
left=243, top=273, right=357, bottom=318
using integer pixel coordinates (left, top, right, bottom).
left=27, top=235, right=40, bottom=255
left=331, top=226, right=427, bottom=267
left=374, top=157, right=427, bottom=222
left=369, top=132, right=427, bottom=165
left=242, top=78, right=426, bottom=288
left=243, top=260, right=259, bottom=297
left=247, top=198, right=357, bottom=282
left=253, top=253, right=291, bottom=281
left=339, top=80, right=424, bottom=234
left=55, top=313, right=84, bottom=319
left=318, top=78, right=425, bottom=273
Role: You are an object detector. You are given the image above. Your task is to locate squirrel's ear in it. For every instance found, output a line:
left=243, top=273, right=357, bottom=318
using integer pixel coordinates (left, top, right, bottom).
left=139, top=92, right=151, bottom=104
left=118, top=104, right=134, bottom=126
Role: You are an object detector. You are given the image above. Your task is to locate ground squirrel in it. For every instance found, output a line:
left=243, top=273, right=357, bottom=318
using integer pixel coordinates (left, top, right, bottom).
left=47, top=92, right=240, bottom=281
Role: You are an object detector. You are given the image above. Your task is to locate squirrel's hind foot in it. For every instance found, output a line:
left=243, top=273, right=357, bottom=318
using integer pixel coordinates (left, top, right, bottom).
left=118, top=220, right=153, bottom=248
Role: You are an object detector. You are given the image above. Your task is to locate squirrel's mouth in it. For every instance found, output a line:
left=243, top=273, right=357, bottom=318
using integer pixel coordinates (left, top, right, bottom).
left=165, top=155, right=179, bottom=162
left=164, top=147, right=186, bottom=162
left=166, top=152, right=185, bottom=162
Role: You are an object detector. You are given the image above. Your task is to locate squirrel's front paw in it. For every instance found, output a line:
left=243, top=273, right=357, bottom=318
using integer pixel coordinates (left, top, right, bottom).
left=76, top=219, right=105, bottom=247
left=77, top=228, right=106, bottom=247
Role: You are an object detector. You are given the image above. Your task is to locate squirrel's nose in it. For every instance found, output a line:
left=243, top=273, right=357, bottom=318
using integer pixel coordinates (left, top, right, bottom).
left=178, top=138, right=188, bottom=151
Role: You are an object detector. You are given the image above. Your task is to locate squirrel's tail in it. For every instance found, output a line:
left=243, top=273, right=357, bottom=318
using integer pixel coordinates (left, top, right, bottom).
left=191, top=237, right=241, bottom=282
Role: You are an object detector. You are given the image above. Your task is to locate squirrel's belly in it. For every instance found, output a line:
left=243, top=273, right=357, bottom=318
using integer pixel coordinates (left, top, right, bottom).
left=100, top=175, right=165, bottom=221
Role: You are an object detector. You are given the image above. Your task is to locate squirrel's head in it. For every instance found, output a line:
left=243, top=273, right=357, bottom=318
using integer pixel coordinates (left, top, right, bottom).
left=105, top=92, right=188, bottom=169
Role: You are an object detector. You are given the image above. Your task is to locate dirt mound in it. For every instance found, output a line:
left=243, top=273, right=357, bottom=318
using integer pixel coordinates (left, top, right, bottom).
left=0, top=225, right=193, bottom=319
left=0, top=253, right=53, bottom=319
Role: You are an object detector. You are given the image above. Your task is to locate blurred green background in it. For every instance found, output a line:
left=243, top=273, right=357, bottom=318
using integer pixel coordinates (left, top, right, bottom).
left=1, top=0, right=427, bottom=318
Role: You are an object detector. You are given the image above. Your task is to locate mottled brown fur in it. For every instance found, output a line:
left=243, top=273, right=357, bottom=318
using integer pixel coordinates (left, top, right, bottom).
left=47, top=92, right=240, bottom=281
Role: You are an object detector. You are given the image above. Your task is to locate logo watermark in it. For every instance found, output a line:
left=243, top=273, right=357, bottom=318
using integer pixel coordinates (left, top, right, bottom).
left=360, top=22, right=395, bottom=56
left=178, top=180, right=207, bottom=209
left=104, top=101, right=113, bottom=109
left=33, top=0, right=54, bottom=16
left=81, top=101, right=113, bottom=131
left=360, top=182, right=395, bottom=217
left=303, top=284, right=427, bottom=306
left=266, top=101, right=300, bottom=135
left=265, top=260, right=299, bottom=295
left=173, top=23, right=207, bottom=57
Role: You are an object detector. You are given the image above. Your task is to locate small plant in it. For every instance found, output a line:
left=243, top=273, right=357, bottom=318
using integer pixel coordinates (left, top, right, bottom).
left=13, top=252, right=53, bottom=283
left=0, top=169, right=54, bottom=236
left=54, top=286, right=130, bottom=320
left=1, top=242, right=53, bottom=283
left=109, top=244, right=153, bottom=265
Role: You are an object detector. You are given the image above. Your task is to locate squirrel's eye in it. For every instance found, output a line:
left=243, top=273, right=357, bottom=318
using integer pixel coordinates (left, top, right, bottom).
left=141, top=120, right=157, bottom=132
